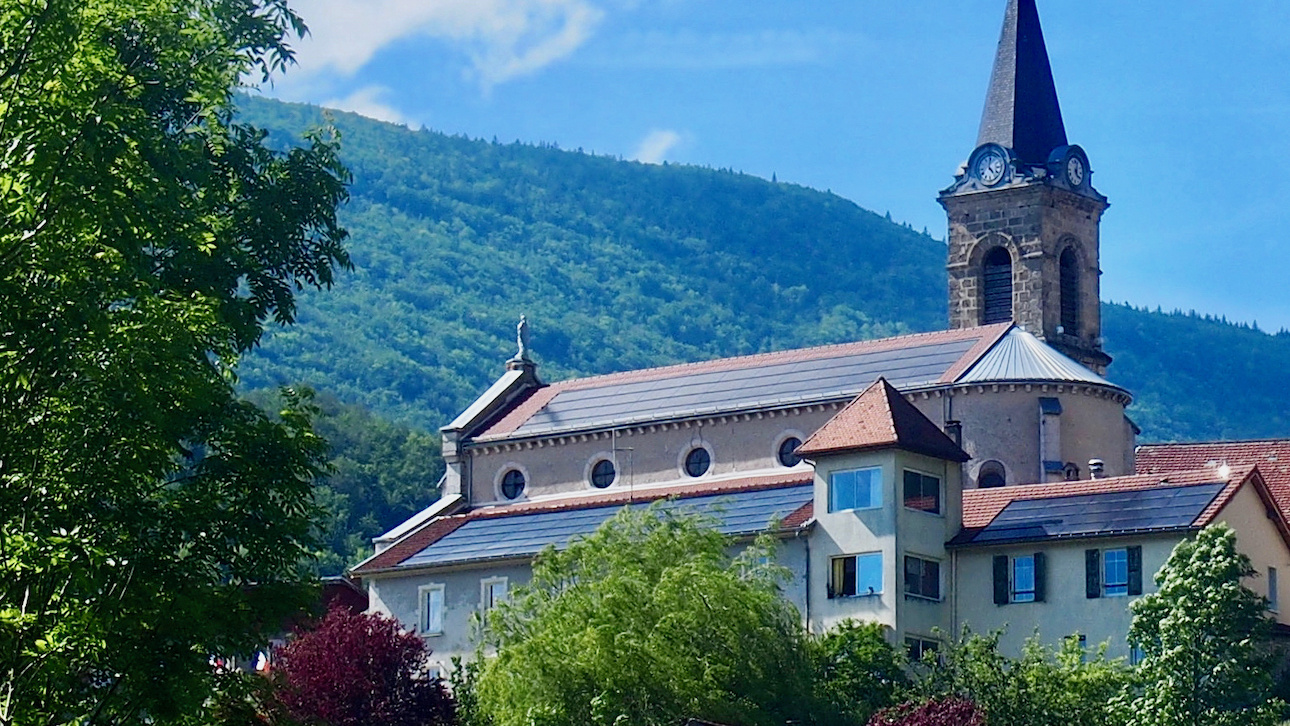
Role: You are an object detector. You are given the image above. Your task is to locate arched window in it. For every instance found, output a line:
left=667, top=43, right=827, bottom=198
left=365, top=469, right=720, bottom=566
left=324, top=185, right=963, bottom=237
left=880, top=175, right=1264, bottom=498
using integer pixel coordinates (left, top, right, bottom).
left=977, top=460, right=1006, bottom=489
left=982, top=247, right=1013, bottom=325
left=1059, top=247, right=1080, bottom=334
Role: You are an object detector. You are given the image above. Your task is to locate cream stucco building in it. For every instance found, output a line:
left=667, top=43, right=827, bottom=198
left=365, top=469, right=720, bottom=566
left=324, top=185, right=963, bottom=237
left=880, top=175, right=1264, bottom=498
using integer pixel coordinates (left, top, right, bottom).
left=351, top=0, right=1290, bottom=673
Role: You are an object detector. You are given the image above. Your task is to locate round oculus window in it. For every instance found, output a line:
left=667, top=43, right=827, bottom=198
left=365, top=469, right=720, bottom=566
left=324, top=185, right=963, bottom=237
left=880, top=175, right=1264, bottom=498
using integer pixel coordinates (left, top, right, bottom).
left=684, top=447, right=711, bottom=478
left=500, top=469, right=526, bottom=500
left=590, top=459, right=616, bottom=488
left=777, top=437, right=803, bottom=467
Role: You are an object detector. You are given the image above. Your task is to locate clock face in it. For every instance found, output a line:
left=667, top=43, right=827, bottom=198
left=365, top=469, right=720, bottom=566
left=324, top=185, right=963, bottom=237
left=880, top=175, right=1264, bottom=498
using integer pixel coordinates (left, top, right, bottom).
left=1065, top=155, right=1085, bottom=187
left=976, top=151, right=1006, bottom=186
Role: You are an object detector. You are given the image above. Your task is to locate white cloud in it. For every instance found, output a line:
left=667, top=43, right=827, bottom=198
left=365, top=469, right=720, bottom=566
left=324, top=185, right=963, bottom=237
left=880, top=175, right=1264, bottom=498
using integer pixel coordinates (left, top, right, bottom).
left=632, top=129, right=682, bottom=164
left=322, top=85, right=412, bottom=125
left=286, top=0, right=605, bottom=89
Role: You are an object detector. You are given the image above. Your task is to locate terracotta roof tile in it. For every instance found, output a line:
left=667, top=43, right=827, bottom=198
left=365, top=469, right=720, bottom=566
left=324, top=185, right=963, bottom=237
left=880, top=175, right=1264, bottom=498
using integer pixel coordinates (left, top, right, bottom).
left=476, top=325, right=1011, bottom=439
left=355, top=515, right=471, bottom=575
left=797, top=378, right=969, bottom=461
left=1137, top=440, right=1290, bottom=521
left=352, top=471, right=814, bottom=576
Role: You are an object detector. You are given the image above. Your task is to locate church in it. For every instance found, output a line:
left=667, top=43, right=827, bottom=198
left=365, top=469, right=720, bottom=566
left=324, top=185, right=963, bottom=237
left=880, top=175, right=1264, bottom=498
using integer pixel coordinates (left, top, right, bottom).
left=351, top=0, right=1290, bottom=672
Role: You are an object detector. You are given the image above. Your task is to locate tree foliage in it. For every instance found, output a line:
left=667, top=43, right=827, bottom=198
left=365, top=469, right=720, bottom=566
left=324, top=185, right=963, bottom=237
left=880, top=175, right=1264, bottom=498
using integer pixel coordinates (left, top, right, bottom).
left=867, top=697, right=985, bottom=726
left=911, top=629, right=1130, bottom=726
left=247, top=391, right=444, bottom=575
left=0, top=0, right=349, bottom=722
left=475, top=504, right=813, bottom=726
left=809, top=619, right=907, bottom=726
left=274, top=607, right=456, bottom=726
left=1119, top=523, right=1282, bottom=726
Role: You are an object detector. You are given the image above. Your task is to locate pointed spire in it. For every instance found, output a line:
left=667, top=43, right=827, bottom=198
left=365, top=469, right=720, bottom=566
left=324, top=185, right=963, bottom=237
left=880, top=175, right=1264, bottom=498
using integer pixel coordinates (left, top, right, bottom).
left=977, top=0, right=1068, bottom=167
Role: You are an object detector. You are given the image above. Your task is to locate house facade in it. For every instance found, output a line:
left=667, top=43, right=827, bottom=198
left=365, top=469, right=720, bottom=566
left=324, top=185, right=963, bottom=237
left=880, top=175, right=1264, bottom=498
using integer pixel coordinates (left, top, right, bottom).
left=351, top=0, right=1290, bottom=673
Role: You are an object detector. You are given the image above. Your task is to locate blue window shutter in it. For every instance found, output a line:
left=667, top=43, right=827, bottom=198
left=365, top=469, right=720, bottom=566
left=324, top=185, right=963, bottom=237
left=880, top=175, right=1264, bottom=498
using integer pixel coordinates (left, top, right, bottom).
left=993, top=555, right=1009, bottom=605
left=1127, top=546, right=1143, bottom=596
left=1034, top=552, right=1047, bottom=603
left=1085, top=549, right=1101, bottom=599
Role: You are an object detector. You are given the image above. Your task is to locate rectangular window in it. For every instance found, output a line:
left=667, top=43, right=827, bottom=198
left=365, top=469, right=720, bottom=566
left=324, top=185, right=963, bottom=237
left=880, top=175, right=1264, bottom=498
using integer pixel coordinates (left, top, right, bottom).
left=904, top=556, right=941, bottom=600
left=903, top=470, right=941, bottom=514
left=1271, top=567, right=1279, bottom=613
left=830, top=553, right=883, bottom=597
left=1104, top=549, right=1129, bottom=596
left=1012, top=555, right=1036, bottom=603
left=418, top=584, right=445, bottom=635
left=481, top=577, right=508, bottom=611
left=1129, top=645, right=1146, bottom=666
left=829, top=468, right=883, bottom=513
left=905, top=636, right=939, bottom=662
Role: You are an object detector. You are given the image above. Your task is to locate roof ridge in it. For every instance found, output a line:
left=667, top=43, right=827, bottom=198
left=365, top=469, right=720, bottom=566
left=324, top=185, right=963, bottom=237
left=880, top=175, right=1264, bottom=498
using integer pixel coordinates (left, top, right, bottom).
left=1140, top=439, right=1290, bottom=448
left=537, top=324, right=1012, bottom=393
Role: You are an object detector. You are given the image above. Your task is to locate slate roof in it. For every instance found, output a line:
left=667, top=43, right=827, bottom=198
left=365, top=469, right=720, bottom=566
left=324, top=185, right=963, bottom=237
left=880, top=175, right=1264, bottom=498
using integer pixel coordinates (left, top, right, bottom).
left=797, top=377, right=969, bottom=462
left=957, top=327, right=1122, bottom=389
left=977, top=0, right=1068, bottom=166
left=1137, top=440, right=1290, bottom=521
left=353, top=472, right=813, bottom=575
left=474, top=325, right=1013, bottom=441
left=952, top=466, right=1262, bottom=547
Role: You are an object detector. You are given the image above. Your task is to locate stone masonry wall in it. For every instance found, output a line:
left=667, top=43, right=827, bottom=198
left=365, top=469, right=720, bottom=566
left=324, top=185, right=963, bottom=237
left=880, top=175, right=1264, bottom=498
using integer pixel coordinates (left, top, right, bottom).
left=942, top=183, right=1109, bottom=373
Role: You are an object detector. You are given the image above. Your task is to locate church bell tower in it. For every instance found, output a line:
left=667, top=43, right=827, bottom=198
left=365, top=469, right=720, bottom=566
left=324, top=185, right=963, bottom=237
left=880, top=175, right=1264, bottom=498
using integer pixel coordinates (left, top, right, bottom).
left=940, top=0, right=1111, bottom=374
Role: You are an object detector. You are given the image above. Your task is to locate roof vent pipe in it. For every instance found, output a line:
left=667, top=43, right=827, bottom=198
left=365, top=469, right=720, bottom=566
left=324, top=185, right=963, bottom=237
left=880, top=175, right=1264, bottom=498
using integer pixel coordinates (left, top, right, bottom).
left=1089, top=459, right=1105, bottom=479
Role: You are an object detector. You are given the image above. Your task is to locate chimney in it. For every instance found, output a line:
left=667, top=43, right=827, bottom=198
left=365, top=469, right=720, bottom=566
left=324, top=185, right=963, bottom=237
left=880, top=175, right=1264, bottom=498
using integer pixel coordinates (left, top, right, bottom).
left=944, top=420, right=963, bottom=447
left=1088, top=459, right=1105, bottom=479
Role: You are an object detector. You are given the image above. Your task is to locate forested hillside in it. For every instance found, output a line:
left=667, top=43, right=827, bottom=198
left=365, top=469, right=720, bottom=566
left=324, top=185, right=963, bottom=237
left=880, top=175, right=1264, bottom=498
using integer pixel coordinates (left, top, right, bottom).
left=237, top=95, right=1290, bottom=448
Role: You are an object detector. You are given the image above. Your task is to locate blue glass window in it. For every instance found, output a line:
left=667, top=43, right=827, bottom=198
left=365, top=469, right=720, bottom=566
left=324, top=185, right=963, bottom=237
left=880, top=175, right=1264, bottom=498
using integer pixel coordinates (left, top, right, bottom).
left=1104, top=548, right=1128, bottom=596
left=829, top=468, right=883, bottom=512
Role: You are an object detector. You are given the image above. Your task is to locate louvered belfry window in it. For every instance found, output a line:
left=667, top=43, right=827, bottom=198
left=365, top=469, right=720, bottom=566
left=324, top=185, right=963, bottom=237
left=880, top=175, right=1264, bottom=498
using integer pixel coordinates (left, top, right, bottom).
left=982, top=247, right=1013, bottom=324
left=1060, top=247, right=1080, bottom=334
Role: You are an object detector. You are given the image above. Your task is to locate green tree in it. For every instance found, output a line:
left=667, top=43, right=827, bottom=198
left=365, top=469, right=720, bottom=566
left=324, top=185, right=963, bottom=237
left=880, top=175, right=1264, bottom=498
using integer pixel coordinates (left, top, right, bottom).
left=912, top=629, right=1129, bottom=726
left=1118, top=523, right=1283, bottom=726
left=809, top=619, right=907, bottom=726
left=475, top=504, right=813, bottom=726
left=0, top=0, right=349, bottom=722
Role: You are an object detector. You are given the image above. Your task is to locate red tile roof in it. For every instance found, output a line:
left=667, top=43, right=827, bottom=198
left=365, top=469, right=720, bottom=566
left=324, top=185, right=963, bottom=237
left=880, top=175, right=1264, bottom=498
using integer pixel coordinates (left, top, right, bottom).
left=960, top=466, right=1257, bottom=530
left=797, top=377, right=969, bottom=461
left=476, top=324, right=1011, bottom=439
left=352, top=471, right=814, bottom=576
left=1137, top=440, right=1290, bottom=520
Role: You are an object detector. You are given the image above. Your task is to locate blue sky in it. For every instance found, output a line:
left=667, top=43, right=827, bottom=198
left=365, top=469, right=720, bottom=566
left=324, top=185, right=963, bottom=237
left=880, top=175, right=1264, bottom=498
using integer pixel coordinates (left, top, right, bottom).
left=265, top=0, right=1290, bottom=331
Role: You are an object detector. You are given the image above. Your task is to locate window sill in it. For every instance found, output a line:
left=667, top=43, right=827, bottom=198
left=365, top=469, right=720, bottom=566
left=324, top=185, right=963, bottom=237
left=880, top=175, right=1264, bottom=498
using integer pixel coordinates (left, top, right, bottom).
left=903, top=507, right=944, bottom=517
left=829, top=592, right=882, bottom=600
left=828, top=506, right=884, bottom=515
left=904, top=593, right=942, bottom=603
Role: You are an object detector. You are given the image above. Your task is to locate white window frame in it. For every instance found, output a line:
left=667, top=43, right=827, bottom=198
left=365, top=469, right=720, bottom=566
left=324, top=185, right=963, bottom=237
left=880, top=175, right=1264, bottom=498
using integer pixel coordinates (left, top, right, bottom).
left=1104, top=548, right=1129, bottom=597
left=903, top=554, right=941, bottom=601
left=481, top=576, right=509, bottom=611
left=902, top=468, right=942, bottom=515
left=829, top=552, right=883, bottom=598
left=1270, top=566, right=1279, bottom=613
left=418, top=583, right=445, bottom=636
left=828, top=467, right=883, bottom=513
left=1011, top=554, right=1036, bottom=603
